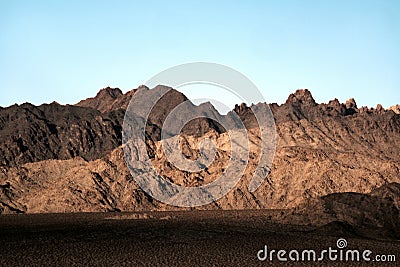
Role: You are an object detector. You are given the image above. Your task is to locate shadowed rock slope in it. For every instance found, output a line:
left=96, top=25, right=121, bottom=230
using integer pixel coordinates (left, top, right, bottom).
left=0, top=102, right=124, bottom=167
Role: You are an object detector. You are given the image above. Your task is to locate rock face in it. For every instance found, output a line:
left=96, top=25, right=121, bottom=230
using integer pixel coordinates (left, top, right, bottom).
left=1, top=86, right=400, bottom=235
left=76, top=86, right=136, bottom=112
left=389, top=104, right=400, bottom=114
left=345, top=98, right=357, bottom=109
left=0, top=102, right=124, bottom=167
left=278, top=182, right=400, bottom=239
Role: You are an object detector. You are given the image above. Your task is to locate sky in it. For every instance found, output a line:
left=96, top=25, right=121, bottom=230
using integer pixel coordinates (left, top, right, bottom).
left=1, top=0, right=399, bottom=111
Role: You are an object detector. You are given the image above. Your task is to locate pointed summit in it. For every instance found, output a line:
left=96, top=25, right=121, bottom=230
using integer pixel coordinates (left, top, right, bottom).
left=285, top=89, right=317, bottom=106
left=346, top=98, right=357, bottom=109
left=389, top=104, right=400, bottom=114
left=76, top=87, right=123, bottom=112
left=95, top=87, right=123, bottom=99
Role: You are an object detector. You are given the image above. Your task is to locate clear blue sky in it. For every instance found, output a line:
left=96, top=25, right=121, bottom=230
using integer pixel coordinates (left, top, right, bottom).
left=1, top=0, right=399, bottom=109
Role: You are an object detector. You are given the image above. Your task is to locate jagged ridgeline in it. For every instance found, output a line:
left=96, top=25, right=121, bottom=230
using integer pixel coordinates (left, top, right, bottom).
left=1, top=85, right=400, bottom=238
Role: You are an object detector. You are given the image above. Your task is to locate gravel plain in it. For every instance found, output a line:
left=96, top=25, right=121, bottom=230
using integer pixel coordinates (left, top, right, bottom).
left=0, top=210, right=399, bottom=266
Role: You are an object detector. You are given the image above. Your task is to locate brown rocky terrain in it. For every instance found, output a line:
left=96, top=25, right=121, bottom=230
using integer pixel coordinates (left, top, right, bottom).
left=76, top=86, right=138, bottom=113
left=1, top=86, right=399, bottom=240
left=389, top=104, right=400, bottom=114
left=0, top=102, right=124, bottom=167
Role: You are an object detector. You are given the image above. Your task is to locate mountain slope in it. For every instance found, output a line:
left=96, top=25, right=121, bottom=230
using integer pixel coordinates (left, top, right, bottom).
left=0, top=102, right=124, bottom=167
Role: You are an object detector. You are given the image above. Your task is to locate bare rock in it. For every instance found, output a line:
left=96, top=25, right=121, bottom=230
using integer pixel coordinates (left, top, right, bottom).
left=345, top=98, right=357, bottom=109
left=389, top=104, right=400, bottom=114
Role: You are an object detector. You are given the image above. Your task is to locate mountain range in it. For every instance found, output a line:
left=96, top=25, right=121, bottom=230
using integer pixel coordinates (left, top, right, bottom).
left=1, top=85, right=399, bottom=239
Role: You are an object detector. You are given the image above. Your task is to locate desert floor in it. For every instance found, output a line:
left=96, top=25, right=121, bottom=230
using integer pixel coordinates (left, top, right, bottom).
left=0, top=210, right=399, bottom=266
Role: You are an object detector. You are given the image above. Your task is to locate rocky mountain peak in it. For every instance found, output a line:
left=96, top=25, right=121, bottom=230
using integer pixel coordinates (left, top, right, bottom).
left=98, top=87, right=123, bottom=99
left=345, top=98, right=357, bottom=109
left=233, top=103, right=249, bottom=114
left=137, top=84, right=149, bottom=90
left=76, top=87, right=124, bottom=112
left=376, top=104, right=384, bottom=114
left=285, top=89, right=317, bottom=106
left=327, top=98, right=341, bottom=108
left=389, top=104, right=400, bottom=114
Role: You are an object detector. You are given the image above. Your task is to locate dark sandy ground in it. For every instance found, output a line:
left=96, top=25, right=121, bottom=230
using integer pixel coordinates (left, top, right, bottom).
left=0, top=210, right=399, bottom=266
